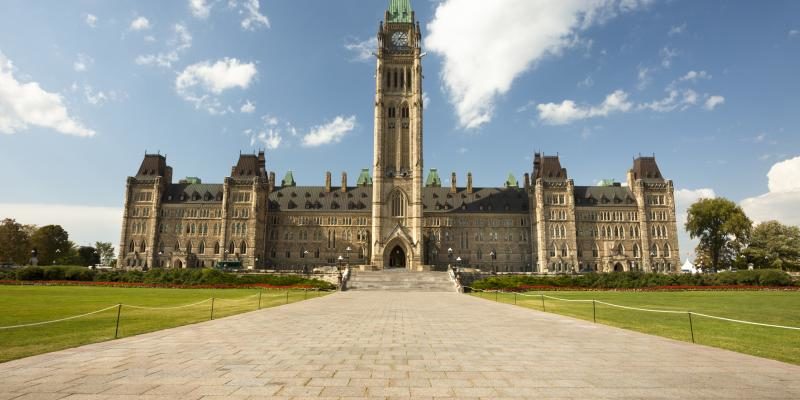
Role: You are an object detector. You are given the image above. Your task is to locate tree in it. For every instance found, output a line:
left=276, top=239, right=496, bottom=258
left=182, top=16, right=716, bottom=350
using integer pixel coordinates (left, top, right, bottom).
left=0, top=219, right=31, bottom=264
left=76, top=246, right=101, bottom=267
left=94, top=242, right=115, bottom=266
left=743, top=221, right=800, bottom=271
left=686, top=198, right=752, bottom=271
left=30, top=225, right=72, bottom=265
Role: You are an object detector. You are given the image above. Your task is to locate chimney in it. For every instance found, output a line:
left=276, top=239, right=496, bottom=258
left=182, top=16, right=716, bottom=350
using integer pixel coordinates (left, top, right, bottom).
left=325, top=171, right=332, bottom=193
left=268, top=171, right=275, bottom=192
left=341, top=172, right=348, bottom=193
left=467, top=172, right=473, bottom=194
left=450, top=172, right=457, bottom=193
left=524, top=173, right=530, bottom=189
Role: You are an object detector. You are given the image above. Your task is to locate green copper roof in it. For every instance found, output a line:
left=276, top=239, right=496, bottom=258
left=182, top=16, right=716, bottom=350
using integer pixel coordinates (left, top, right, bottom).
left=504, top=173, right=519, bottom=188
left=387, top=0, right=413, bottom=23
left=425, top=169, right=441, bottom=187
left=281, top=171, right=296, bottom=187
left=183, top=176, right=202, bottom=184
left=356, top=168, right=373, bottom=186
left=598, top=179, right=616, bottom=187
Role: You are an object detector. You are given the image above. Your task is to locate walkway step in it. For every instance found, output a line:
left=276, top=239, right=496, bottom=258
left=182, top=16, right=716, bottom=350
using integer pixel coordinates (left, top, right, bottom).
left=347, top=270, right=455, bottom=292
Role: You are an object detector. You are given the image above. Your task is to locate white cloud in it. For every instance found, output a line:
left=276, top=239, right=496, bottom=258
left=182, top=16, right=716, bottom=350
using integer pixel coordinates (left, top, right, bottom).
left=73, top=53, right=93, bottom=72
left=85, top=14, right=97, bottom=28
left=176, top=58, right=257, bottom=114
left=639, top=89, right=698, bottom=112
left=422, top=92, right=431, bottom=109
left=240, top=100, right=255, bottom=113
left=0, top=52, right=94, bottom=137
left=789, top=29, right=799, bottom=38
left=135, top=24, right=192, bottom=68
left=129, top=16, right=151, bottom=31
left=674, top=188, right=717, bottom=260
left=679, top=70, right=711, bottom=82
left=245, top=115, right=294, bottom=150
left=240, top=0, right=269, bottom=31
left=537, top=90, right=632, bottom=125
left=301, top=115, right=356, bottom=147
left=344, top=37, right=377, bottom=62
left=189, top=0, right=212, bottom=19
left=741, top=156, right=800, bottom=226
left=668, top=23, right=686, bottom=36
left=577, top=75, right=594, bottom=88
left=425, top=0, right=652, bottom=129
left=660, top=46, right=678, bottom=68
left=0, top=203, right=121, bottom=248
left=636, top=66, right=652, bottom=90
left=704, top=95, right=725, bottom=110
left=83, top=85, right=122, bottom=106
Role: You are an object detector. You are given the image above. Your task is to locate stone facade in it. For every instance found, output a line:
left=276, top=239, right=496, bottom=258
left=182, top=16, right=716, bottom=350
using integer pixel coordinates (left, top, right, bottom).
left=118, top=1, right=681, bottom=273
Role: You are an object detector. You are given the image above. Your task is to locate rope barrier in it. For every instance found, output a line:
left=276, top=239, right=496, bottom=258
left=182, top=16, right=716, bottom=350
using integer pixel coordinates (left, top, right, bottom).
left=463, top=286, right=800, bottom=331
left=0, top=305, right=119, bottom=330
left=213, top=294, right=260, bottom=303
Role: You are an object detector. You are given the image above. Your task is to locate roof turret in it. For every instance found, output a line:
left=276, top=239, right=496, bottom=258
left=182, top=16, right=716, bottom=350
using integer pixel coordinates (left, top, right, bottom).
left=387, top=0, right=413, bottom=23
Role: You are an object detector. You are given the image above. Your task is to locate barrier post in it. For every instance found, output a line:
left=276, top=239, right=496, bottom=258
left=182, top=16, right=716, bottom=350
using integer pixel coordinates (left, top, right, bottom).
left=258, top=290, right=262, bottom=310
left=305, top=289, right=308, bottom=300
left=541, top=294, right=546, bottom=312
left=592, top=300, right=596, bottom=323
left=514, top=292, right=517, bottom=305
left=688, top=312, right=695, bottom=343
left=210, top=298, right=215, bottom=320
left=495, top=291, right=498, bottom=302
left=114, top=304, right=122, bottom=339
left=286, top=290, right=289, bottom=304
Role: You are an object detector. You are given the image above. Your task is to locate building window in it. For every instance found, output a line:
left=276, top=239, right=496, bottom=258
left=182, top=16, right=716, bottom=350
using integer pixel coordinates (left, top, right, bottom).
left=391, top=191, right=406, bottom=218
left=240, top=241, right=247, bottom=254
left=214, top=242, right=220, bottom=255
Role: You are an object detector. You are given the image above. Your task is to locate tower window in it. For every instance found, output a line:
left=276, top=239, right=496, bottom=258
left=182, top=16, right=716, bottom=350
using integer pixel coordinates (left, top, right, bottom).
left=391, top=191, right=406, bottom=218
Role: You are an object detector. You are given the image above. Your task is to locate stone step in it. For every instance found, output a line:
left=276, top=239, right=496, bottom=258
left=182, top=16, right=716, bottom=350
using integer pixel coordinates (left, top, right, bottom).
left=347, top=270, right=455, bottom=292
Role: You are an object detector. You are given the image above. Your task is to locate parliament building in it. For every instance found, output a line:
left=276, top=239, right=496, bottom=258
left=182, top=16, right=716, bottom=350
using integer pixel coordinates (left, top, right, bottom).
left=118, top=1, right=681, bottom=274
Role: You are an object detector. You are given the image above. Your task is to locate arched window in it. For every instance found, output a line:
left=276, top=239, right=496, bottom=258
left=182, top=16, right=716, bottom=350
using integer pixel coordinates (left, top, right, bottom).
left=214, top=242, right=220, bottom=254
left=391, top=191, right=406, bottom=218
left=592, top=244, right=599, bottom=258
left=139, top=241, right=146, bottom=252
left=549, top=243, right=556, bottom=257
left=664, top=243, right=672, bottom=258
left=633, top=243, right=641, bottom=258
left=240, top=241, right=247, bottom=254
left=198, top=241, right=205, bottom=255
left=650, top=243, right=659, bottom=257
left=128, top=240, right=135, bottom=253
left=186, top=241, right=193, bottom=254
left=561, top=244, right=569, bottom=257
left=229, top=241, right=235, bottom=254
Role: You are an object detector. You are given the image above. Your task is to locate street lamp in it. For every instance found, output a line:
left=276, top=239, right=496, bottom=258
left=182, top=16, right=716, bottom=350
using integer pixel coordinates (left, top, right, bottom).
left=447, top=247, right=453, bottom=270
left=54, top=249, right=61, bottom=265
left=490, top=250, right=496, bottom=274
left=158, top=251, right=163, bottom=268
left=456, top=256, right=462, bottom=270
left=337, top=255, right=344, bottom=271
left=346, top=246, right=352, bottom=269
left=303, top=250, right=309, bottom=275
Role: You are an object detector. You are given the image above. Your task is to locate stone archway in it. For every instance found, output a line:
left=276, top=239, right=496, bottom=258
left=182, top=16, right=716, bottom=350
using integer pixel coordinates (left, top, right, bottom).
left=613, top=262, right=624, bottom=272
left=388, top=245, right=406, bottom=268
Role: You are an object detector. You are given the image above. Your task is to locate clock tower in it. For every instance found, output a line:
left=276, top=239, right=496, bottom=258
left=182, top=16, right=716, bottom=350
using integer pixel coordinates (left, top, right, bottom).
left=371, top=0, right=424, bottom=270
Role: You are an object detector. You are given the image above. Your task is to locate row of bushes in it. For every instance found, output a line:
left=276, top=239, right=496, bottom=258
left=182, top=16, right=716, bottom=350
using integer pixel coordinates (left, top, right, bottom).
left=469, top=270, right=797, bottom=290
left=1, top=266, right=336, bottom=289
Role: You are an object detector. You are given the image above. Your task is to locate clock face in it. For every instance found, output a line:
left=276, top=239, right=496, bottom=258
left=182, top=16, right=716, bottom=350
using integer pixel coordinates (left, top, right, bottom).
left=391, top=31, right=409, bottom=48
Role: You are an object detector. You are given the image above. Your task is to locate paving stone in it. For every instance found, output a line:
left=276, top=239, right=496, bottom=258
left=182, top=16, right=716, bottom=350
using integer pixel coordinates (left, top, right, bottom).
left=0, top=292, right=798, bottom=399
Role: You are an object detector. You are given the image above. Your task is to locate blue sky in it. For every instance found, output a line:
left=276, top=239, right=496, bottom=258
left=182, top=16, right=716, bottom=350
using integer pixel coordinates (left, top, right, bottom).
left=1, top=0, right=799, bottom=259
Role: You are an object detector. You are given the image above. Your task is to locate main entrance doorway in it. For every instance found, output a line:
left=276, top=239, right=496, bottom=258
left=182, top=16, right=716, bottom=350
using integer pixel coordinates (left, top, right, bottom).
left=388, top=245, right=406, bottom=269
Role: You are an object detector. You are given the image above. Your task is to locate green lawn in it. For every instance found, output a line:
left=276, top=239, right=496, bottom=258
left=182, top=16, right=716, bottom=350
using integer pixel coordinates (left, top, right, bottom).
left=472, top=290, right=800, bottom=365
left=0, top=285, right=329, bottom=363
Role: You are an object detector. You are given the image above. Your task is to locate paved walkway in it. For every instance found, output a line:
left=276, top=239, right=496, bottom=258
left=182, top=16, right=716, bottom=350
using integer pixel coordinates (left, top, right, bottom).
left=1, top=292, right=799, bottom=399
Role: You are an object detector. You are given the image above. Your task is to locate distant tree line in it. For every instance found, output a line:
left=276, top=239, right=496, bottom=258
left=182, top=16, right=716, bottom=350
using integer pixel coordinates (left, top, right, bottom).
left=686, top=198, right=800, bottom=271
left=0, top=219, right=115, bottom=267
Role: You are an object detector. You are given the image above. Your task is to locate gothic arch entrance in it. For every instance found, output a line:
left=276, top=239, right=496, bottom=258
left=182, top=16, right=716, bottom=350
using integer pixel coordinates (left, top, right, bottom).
left=388, top=245, right=406, bottom=268
left=613, top=262, right=624, bottom=272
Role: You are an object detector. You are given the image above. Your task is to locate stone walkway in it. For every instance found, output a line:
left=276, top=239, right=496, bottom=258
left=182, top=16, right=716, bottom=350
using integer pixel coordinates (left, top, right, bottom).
left=1, top=291, right=799, bottom=399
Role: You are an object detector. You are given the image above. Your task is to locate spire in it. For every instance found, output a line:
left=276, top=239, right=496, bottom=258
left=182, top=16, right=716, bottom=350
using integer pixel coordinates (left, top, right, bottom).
left=425, top=169, right=441, bottom=187
left=387, top=0, right=413, bottom=23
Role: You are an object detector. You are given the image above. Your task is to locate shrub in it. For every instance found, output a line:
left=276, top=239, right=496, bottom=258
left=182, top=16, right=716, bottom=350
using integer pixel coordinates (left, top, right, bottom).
left=17, top=266, right=44, bottom=281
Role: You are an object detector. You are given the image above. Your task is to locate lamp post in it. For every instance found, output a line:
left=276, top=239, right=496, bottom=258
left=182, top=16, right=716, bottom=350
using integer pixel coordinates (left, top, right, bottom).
left=346, top=246, right=352, bottom=269
left=490, top=250, right=496, bottom=274
left=255, top=257, right=259, bottom=270
left=456, top=256, right=462, bottom=270
left=54, top=249, right=61, bottom=265
left=158, top=251, right=163, bottom=268
left=447, top=247, right=453, bottom=270
left=303, top=250, right=309, bottom=275
left=337, top=255, right=344, bottom=271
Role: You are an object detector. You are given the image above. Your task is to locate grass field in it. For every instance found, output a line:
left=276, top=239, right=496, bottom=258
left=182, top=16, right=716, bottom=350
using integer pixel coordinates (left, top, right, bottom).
left=472, top=290, right=800, bottom=365
left=0, top=285, right=329, bottom=363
